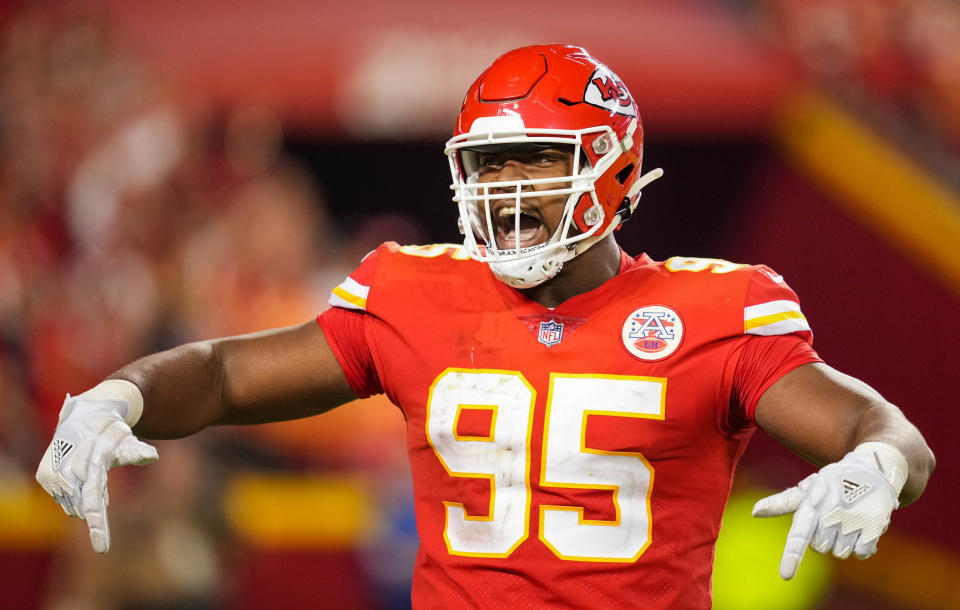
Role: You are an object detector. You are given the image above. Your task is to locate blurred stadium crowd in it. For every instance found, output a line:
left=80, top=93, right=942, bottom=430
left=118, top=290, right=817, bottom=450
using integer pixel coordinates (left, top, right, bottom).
left=0, top=1, right=957, bottom=609
left=0, top=11, right=420, bottom=610
left=755, top=0, right=960, bottom=160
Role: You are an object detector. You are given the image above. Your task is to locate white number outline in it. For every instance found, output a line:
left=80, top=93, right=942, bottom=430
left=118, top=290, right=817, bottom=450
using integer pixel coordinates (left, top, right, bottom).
left=538, top=373, right=666, bottom=562
left=426, top=369, right=667, bottom=562
left=425, top=368, right=536, bottom=558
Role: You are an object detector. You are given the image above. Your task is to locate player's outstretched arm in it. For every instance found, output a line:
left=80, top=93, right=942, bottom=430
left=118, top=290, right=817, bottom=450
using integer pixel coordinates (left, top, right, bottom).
left=751, top=362, right=934, bottom=580
left=36, top=320, right=356, bottom=552
left=120, top=320, right=356, bottom=438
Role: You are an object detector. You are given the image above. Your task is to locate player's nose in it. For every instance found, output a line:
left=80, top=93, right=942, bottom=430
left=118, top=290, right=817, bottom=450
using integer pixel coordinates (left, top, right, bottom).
left=488, top=160, right=530, bottom=193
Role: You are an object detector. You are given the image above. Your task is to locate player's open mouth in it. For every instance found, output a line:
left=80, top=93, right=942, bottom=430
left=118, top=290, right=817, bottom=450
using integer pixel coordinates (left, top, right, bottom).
left=493, top=205, right=549, bottom=250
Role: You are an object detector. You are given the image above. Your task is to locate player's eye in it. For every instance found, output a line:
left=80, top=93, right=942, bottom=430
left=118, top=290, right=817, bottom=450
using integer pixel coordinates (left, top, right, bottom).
left=477, top=154, right=503, bottom=171
left=529, top=149, right=569, bottom=167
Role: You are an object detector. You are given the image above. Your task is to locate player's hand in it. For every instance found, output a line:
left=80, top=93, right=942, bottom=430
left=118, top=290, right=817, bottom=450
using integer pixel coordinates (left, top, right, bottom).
left=35, top=382, right=158, bottom=553
left=751, top=442, right=908, bottom=580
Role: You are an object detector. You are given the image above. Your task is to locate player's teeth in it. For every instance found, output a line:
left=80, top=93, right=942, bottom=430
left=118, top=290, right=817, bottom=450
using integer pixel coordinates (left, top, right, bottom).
left=499, top=206, right=517, bottom=217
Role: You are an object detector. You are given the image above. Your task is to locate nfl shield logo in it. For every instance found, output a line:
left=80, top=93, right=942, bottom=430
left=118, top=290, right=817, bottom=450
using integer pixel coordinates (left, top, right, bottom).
left=538, top=319, right=564, bottom=347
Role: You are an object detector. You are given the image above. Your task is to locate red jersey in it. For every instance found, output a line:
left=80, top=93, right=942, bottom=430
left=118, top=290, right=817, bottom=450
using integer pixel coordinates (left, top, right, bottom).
left=319, top=243, right=820, bottom=609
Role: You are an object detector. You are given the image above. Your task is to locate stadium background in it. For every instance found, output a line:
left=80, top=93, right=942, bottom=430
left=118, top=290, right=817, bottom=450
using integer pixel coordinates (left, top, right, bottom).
left=0, top=1, right=957, bottom=608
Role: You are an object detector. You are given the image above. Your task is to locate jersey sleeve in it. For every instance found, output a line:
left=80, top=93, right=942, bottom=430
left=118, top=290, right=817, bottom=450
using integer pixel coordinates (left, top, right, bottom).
left=730, top=334, right=822, bottom=425
left=730, top=266, right=821, bottom=425
left=327, top=247, right=384, bottom=313
left=742, top=265, right=812, bottom=341
left=317, top=307, right=383, bottom=398
left=315, top=244, right=395, bottom=398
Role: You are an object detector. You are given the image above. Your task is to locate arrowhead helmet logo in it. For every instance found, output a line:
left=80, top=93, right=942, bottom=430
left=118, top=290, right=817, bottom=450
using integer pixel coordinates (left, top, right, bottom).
left=583, top=68, right=636, bottom=117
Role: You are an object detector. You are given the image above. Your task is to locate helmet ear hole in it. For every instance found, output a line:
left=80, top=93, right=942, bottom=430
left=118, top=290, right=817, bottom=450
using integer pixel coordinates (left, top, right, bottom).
left=615, top=163, right=634, bottom=185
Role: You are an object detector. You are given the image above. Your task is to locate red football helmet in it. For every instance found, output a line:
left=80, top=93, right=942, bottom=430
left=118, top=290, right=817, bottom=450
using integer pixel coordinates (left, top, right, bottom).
left=445, top=44, right=662, bottom=288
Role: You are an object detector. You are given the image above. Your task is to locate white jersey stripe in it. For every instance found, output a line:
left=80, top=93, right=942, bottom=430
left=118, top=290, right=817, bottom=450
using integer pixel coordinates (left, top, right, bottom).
left=744, top=299, right=802, bottom=321
left=744, top=299, right=810, bottom=336
left=745, top=317, right=812, bottom=336
left=339, top=277, right=370, bottom=299
left=329, top=289, right=365, bottom=311
left=328, top=276, right=370, bottom=311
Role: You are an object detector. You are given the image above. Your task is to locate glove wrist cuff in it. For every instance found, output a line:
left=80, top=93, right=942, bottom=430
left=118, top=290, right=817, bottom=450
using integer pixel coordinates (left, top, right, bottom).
left=854, top=441, right=908, bottom=497
left=77, top=380, right=145, bottom=426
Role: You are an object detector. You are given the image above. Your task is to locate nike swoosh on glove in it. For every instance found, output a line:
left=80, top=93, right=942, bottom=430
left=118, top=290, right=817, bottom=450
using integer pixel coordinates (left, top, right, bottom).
left=36, top=381, right=158, bottom=553
left=752, top=441, right=908, bottom=580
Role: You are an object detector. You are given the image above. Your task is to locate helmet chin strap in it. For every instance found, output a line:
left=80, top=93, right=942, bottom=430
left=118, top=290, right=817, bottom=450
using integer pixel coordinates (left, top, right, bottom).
left=488, top=243, right=567, bottom=289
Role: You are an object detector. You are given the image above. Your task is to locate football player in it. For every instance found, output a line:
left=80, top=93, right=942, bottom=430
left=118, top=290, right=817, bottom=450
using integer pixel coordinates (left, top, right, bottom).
left=37, top=44, right=934, bottom=608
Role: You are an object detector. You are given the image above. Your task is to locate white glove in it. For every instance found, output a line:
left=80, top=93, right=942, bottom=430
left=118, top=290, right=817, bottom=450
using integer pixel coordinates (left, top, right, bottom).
left=752, top=441, right=908, bottom=580
left=36, top=380, right=158, bottom=553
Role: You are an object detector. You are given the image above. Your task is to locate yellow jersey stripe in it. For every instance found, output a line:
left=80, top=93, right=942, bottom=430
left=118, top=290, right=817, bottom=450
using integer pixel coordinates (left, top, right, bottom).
left=744, top=299, right=802, bottom=320
left=331, top=285, right=367, bottom=310
left=744, top=309, right=807, bottom=332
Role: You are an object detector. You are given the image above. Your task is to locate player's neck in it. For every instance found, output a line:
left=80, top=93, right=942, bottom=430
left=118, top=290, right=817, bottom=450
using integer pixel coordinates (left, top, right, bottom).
left=518, top=235, right=622, bottom=308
